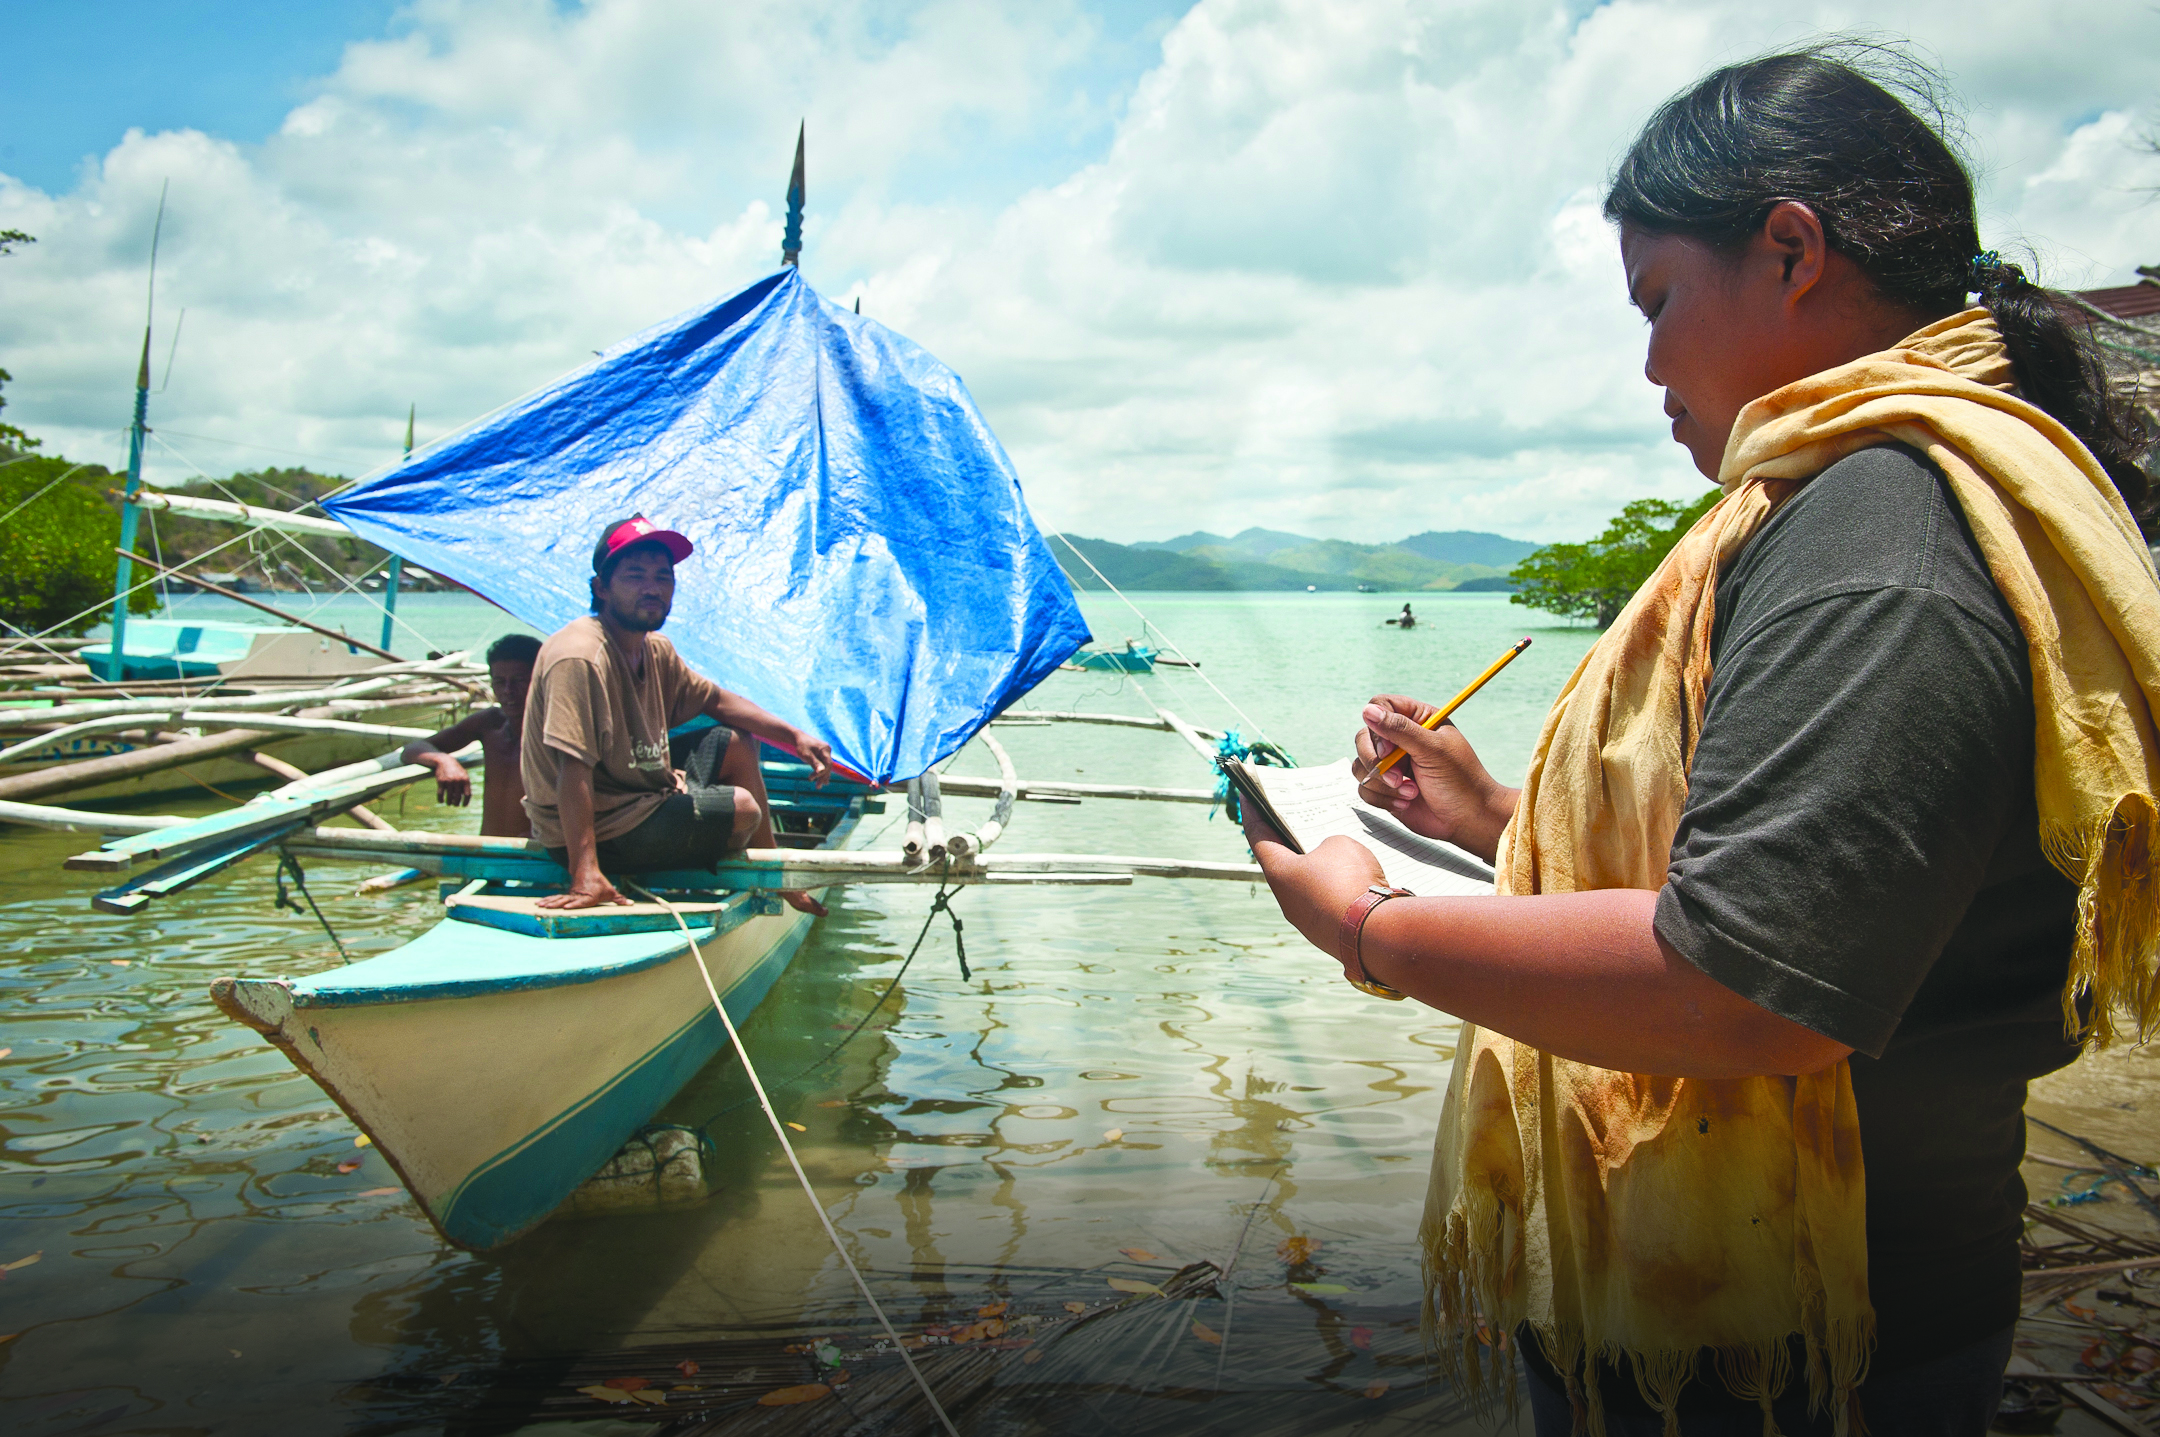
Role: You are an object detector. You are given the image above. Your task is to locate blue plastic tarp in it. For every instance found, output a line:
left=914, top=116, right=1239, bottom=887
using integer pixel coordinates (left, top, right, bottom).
left=323, top=268, right=1088, bottom=783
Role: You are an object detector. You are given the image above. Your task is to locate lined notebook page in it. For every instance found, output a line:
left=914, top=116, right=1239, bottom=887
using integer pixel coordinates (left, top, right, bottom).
left=1242, top=758, right=1495, bottom=898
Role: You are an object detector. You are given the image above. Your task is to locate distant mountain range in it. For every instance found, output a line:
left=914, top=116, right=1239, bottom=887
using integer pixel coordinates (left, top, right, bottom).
left=1050, top=526, right=1540, bottom=593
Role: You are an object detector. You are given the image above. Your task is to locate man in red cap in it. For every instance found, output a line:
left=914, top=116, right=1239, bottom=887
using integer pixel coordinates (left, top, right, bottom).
left=522, top=515, right=834, bottom=912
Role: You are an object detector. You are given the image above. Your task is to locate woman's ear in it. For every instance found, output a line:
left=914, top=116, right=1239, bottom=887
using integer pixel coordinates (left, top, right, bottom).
left=1758, top=200, right=1829, bottom=307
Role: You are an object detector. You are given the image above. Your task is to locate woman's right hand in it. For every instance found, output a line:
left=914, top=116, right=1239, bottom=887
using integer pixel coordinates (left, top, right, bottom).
left=1352, top=695, right=1518, bottom=864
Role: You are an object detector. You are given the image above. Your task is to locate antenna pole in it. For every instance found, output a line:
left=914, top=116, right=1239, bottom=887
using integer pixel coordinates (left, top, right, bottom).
left=380, top=404, right=413, bottom=652
left=782, top=122, right=804, bottom=267
left=104, top=184, right=167, bottom=681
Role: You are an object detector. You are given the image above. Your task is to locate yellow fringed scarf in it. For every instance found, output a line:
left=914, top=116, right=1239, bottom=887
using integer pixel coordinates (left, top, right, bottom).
left=1421, top=310, right=2160, bottom=1437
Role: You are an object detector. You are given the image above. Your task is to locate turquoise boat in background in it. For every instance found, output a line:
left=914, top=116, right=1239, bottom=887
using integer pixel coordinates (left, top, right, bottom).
left=1067, top=640, right=1158, bottom=673
left=77, top=619, right=382, bottom=682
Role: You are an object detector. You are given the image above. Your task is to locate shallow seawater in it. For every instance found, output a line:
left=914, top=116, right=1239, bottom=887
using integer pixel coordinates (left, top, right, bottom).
left=0, top=590, right=1598, bottom=1434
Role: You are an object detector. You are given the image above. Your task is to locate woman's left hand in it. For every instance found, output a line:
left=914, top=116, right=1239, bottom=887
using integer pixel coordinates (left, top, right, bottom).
left=1241, top=808, right=1386, bottom=970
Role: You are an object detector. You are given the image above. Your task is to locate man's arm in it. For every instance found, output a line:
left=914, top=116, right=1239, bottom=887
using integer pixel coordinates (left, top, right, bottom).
left=401, top=711, right=494, bottom=807
left=535, top=751, right=630, bottom=909
left=700, top=690, right=832, bottom=784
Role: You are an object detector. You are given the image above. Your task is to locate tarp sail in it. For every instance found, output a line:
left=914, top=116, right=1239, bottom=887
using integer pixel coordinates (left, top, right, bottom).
left=323, top=268, right=1089, bottom=784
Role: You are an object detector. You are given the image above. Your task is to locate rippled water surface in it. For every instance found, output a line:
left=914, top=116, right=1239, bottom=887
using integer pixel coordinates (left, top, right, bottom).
left=0, top=591, right=1600, bottom=1433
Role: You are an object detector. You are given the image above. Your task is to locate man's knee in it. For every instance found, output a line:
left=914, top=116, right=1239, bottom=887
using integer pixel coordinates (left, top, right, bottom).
left=732, top=787, right=763, bottom=841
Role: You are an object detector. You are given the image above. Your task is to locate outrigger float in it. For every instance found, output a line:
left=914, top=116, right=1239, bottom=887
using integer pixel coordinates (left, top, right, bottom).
left=8, top=178, right=1275, bottom=1254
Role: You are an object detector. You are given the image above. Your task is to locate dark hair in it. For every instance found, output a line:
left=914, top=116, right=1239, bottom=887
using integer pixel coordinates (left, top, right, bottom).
left=1604, top=43, right=2156, bottom=530
left=485, top=633, right=541, bottom=666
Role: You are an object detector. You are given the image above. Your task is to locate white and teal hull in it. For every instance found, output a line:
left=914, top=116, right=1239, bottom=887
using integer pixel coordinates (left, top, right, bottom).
left=210, top=798, right=860, bottom=1251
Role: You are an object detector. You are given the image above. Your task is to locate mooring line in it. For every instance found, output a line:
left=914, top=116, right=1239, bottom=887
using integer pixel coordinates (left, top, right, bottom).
left=629, top=882, right=962, bottom=1437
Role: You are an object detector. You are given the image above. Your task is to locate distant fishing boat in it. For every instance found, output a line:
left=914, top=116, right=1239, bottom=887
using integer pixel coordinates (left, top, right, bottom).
left=1068, top=639, right=1157, bottom=673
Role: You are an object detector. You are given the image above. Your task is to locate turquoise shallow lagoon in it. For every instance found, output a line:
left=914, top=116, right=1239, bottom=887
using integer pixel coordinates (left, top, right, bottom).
left=0, top=589, right=1600, bottom=1434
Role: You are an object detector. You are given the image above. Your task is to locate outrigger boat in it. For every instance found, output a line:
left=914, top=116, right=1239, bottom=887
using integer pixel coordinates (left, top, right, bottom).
left=6, top=154, right=1296, bottom=1258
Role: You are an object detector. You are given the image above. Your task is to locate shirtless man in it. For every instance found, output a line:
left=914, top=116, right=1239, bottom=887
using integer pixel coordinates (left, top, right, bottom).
left=523, top=515, right=833, bottom=912
left=401, top=633, right=539, bottom=837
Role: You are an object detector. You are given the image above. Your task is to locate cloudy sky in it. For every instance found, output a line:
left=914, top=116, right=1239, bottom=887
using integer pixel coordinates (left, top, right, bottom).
left=2, top=0, right=2155, bottom=544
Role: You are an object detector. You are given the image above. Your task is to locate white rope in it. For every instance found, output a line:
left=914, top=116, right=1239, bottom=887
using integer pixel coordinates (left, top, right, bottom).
left=148, top=432, right=444, bottom=655
left=626, top=881, right=962, bottom=1437
left=1043, top=530, right=1273, bottom=743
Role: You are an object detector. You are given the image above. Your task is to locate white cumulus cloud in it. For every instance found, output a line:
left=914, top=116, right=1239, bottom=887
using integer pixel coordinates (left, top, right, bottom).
left=1, top=0, right=2154, bottom=543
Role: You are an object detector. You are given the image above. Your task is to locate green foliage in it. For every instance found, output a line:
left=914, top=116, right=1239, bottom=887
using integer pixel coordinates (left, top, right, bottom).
left=0, top=367, right=39, bottom=452
left=0, top=452, right=157, bottom=637
left=1508, top=490, right=1722, bottom=627
left=145, top=467, right=394, bottom=588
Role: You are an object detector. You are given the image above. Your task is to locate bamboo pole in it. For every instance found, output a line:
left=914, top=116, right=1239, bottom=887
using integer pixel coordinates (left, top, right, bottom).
left=246, top=751, right=395, bottom=832
left=931, top=775, right=1216, bottom=805
left=0, top=709, right=437, bottom=765
left=989, top=711, right=1222, bottom=739
left=1152, top=704, right=1223, bottom=769
left=0, top=659, right=471, bottom=728
left=921, top=769, right=945, bottom=862
left=902, top=777, right=927, bottom=861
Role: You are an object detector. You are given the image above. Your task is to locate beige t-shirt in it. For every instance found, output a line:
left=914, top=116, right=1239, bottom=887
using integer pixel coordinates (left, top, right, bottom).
left=520, top=617, right=722, bottom=847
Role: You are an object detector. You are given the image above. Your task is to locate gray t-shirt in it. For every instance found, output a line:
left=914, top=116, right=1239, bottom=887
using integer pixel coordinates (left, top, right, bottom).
left=1653, top=443, right=2079, bottom=1373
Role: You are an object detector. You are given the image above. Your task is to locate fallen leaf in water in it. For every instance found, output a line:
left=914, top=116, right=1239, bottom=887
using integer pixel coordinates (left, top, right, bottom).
left=603, top=1377, right=650, bottom=1391
left=2065, top=1301, right=2099, bottom=1321
left=759, top=1383, right=832, bottom=1406
left=358, top=1187, right=401, bottom=1198
left=676, top=1358, right=700, bottom=1377
left=673, top=1384, right=703, bottom=1392
left=579, top=1385, right=636, bottom=1404
left=230, top=1350, right=242, bottom=1359
left=1023, top=1348, right=1045, bottom=1365
left=1064, top=1302, right=1087, bottom=1314
left=110, top=960, right=130, bottom=967
left=1103, top=1128, right=1123, bottom=1142
left=354, top=1135, right=372, bottom=1148
left=2123, top=1346, right=2159, bottom=1373
left=1192, top=1321, right=1222, bottom=1346
left=951, top=1318, right=1008, bottom=1344
left=1108, top=1278, right=1165, bottom=1298
left=0, top=1335, right=15, bottom=1344
left=978, top=1301, right=1008, bottom=1318
left=786, top=1122, right=807, bottom=1132
left=336, top=1160, right=361, bottom=1174
left=437, top=1372, right=461, bottom=1386
left=1119, top=1247, right=1159, bottom=1263
left=1350, top=1326, right=1374, bottom=1350
left=1364, top=1379, right=1390, bottom=1399
left=631, top=1390, right=667, bottom=1406
left=830, top=1367, right=851, bottom=1386
left=1290, top=1282, right=1349, bottom=1295
left=0, top=1049, right=12, bottom=1059
left=0, top=1253, right=41, bottom=1273
left=1277, top=1236, right=1319, bottom=1265
left=2099, top=1382, right=2154, bottom=1411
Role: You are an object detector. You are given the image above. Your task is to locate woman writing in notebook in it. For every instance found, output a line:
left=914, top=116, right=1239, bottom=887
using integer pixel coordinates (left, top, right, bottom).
left=1244, top=47, right=2159, bottom=1437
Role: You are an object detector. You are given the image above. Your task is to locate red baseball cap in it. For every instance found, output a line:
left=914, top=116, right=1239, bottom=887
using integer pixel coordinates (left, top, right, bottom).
left=592, top=515, right=693, bottom=572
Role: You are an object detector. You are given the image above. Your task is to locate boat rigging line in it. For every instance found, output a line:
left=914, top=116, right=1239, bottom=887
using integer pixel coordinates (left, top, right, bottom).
left=274, top=853, right=351, bottom=964
left=628, top=881, right=963, bottom=1437
left=1043, top=529, right=1275, bottom=744
left=699, top=864, right=970, bottom=1126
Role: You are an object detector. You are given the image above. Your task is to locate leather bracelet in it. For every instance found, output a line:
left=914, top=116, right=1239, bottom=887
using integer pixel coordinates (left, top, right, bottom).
left=1337, top=884, right=1412, bottom=1000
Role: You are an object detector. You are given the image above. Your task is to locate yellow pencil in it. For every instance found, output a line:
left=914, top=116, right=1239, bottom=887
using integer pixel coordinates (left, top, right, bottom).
left=1370, top=637, right=1532, bottom=778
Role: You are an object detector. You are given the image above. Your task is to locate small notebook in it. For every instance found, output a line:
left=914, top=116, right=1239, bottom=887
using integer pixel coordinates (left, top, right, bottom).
left=1221, top=757, right=1496, bottom=898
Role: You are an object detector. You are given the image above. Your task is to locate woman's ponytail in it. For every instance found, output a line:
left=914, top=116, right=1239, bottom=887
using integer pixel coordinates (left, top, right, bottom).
left=1606, top=43, right=2158, bottom=533
left=1971, top=253, right=2157, bottom=525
